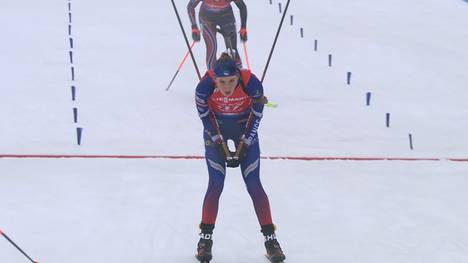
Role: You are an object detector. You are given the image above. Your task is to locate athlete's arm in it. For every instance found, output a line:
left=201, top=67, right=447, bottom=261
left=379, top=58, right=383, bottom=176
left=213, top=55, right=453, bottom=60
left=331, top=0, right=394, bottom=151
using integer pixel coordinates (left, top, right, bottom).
left=195, top=74, right=218, bottom=140
left=187, top=0, right=202, bottom=27
left=243, top=74, right=264, bottom=146
left=233, top=0, right=247, bottom=28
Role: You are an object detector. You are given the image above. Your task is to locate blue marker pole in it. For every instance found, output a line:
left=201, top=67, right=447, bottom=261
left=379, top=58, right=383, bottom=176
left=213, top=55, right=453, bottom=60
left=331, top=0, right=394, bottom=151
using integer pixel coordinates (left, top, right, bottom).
left=347, top=72, right=352, bottom=85
left=409, top=133, right=414, bottom=150
left=69, top=37, right=73, bottom=49
left=71, top=67, right=75, bottom=81
left=68, top=25, right=71, bottom=35
left=71, top=86, right=76, bottom=101
left=69, top=51, right=73, bottom=64
left=328, top=54, right=332, bottom=67
left=314, top=40, right=318, bottom=51
left=290, top=15, right=294, bottom=26
left=366, top=92, right=371, bottom=106
left=279, top=3, right=282, bottom=13
left=300, top=28, right=304, bottom=38
left=76, top=127, right=83, bottom=145
left=73, top=108, right=78, bottom=123
left=386, top=113, right=390, bottom=127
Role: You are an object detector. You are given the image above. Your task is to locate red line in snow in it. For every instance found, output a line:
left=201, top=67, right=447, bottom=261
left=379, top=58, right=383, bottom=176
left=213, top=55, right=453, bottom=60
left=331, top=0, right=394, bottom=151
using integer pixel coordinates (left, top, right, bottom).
left=262, top=156, right=443, bottom=161
left=0, top=154, right=204, bottom=159
left=0, top=154, right=466, bottom=162
left=448, top=158, right=468, bottom=162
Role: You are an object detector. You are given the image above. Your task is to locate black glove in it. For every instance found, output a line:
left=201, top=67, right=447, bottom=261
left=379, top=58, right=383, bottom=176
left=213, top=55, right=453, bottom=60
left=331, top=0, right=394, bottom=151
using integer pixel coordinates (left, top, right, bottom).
left=192, top=25, right=201, bottom=42
left=226, top=158, right=240, bottom=168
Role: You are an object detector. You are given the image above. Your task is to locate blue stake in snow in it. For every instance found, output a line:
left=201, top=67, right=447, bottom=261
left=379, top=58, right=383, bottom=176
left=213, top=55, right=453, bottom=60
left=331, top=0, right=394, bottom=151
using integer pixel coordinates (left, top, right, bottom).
left=71, top=86, right=76, bottom=101
left=69, top=37, right=73, bottom=49
left=68, top=25, right=72, bottom=35
left=290, top=15, right=294, bottom=25
left=71, top=66, right=75, bottom=81
left=68, top=2, right=71, bottom=11
left=314, top=40, right=318, bottom=51
left=76, top=127, right=83, bottom=145
left=386, top=113, right=390, bottom=127
left=73, top=108, right=78, bottom=123
left=69, top=12, right=72, bottom=23
left=366, top=92, right=371, bottom=106
left=269, top=0, right=272, bottom=5
left=347, top=72, right=352, bottom=85
left=279, top=3, right=282, bottom=13
left=300, top=27, right=304, bottom=38
left=409, top=133, right=414, bottom=150
left=69, top=51, right=73, bottom=64
left=328, top=54, right=332, bottom=67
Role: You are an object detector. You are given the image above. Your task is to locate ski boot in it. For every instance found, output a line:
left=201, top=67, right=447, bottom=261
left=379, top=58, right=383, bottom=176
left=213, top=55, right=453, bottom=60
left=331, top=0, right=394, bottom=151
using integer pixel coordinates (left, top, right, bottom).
left=195, top=223, right=214, bottom=263
left=262, top=224, right=286, bottom=263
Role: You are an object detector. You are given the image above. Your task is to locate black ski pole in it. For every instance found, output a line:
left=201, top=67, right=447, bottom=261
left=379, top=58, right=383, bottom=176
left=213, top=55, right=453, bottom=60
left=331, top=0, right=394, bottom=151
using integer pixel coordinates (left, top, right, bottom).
left=261, top=0, right=291, bottom=83
left=170, top=0, right=202, bottom=80
left=0, top=228, right=39, bottom=263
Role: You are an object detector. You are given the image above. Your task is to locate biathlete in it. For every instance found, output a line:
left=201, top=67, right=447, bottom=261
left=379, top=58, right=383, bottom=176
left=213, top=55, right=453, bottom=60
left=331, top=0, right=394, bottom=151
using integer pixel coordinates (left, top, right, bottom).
left=194, top=53, right=286, bottom=263
left=187, top=0, right=248, bottom=70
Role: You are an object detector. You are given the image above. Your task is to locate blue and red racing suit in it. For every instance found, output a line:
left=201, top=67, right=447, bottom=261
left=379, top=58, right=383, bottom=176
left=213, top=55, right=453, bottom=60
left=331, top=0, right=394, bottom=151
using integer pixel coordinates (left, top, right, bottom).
left=187, top=0, right=247, bottom=69
left=195, top=69, right=273, bottom=226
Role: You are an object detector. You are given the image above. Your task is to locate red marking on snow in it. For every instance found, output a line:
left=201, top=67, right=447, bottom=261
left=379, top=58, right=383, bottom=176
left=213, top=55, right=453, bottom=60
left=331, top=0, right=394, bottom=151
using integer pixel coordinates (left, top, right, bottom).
left=0, top=229, right=3, bottom=235
left=0, top=154, right=467, bottom=162
left=448, top=158, right=468, bottom=162
left=0, top=154, right=204, bottom=159
left=262, top=156, right=443, bottom=161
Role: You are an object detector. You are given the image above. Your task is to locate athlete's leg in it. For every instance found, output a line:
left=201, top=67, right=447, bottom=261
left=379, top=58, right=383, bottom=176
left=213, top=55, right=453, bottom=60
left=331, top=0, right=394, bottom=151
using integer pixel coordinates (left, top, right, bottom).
left=219, top=10, right=242, bottom=68
left=201, top=134, right=227, bottom=224
left=240, top=141, right=273, bottom=225
left=199, top=9, right=218, bottom=70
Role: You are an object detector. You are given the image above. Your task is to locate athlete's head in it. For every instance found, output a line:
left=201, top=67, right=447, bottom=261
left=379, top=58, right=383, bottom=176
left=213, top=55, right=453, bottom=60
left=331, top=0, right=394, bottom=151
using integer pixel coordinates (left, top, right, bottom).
left=213, top=53, right=239, bottom=96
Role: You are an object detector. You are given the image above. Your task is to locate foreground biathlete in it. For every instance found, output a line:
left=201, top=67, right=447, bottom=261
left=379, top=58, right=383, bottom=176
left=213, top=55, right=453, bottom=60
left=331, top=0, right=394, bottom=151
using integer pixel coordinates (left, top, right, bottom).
left=194, top=53, right=286, bottom=263
left=187, top=0, right=247, bottom=70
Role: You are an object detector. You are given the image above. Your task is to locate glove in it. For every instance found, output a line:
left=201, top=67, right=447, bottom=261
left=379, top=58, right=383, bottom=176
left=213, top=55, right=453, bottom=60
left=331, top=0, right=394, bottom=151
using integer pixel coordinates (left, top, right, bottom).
left=192, top=25, right=201, bottom=42
left=226, top=138, right=247, bottom=168
left=239, top=27, right=248, bottom=42
left=211, top=134, right=223, bottom=145
left=226, top=157, right=240, bottom=168
left=211, top=134, right=229, bottom=160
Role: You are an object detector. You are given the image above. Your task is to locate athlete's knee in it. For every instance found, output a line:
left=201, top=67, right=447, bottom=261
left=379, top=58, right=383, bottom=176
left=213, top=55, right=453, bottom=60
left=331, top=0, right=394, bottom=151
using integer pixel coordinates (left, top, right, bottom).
left=207, top=180, right=224, bottom=198
left=245, top=180, right=267, bottom=201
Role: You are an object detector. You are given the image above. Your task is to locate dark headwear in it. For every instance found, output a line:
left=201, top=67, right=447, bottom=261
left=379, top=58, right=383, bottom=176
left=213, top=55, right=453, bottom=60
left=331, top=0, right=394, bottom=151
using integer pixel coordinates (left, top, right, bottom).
left=213, top=53, right=239, bottom=77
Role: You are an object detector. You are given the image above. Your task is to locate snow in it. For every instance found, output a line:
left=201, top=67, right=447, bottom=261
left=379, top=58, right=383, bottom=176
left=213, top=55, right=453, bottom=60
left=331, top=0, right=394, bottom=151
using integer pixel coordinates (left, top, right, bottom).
left=1, top=159, right=468, bottom=263
left=1, top=0, right=468, bottom=262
